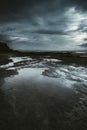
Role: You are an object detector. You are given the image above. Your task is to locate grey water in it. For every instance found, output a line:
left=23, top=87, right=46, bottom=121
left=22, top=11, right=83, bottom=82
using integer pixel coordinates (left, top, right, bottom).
left=0, top=56, right=87, bottom=130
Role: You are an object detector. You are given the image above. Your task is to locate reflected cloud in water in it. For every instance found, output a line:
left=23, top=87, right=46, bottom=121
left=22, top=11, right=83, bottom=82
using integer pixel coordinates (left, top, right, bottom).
left=0, top=55, right=87, bottom=129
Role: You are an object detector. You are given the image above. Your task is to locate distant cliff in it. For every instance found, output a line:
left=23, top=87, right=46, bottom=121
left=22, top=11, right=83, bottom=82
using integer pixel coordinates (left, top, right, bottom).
left=0, top=42, right=12, bottom=53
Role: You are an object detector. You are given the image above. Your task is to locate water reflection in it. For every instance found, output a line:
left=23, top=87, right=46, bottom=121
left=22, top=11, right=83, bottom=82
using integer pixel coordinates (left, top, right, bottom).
left=0, top=56, right=87, bottom=129
left=0, top=67, right=18, bottom=129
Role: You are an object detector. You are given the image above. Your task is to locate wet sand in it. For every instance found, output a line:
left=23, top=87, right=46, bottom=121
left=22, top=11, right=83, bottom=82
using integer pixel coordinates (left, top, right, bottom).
left=0, top=52, right=87, bottom=130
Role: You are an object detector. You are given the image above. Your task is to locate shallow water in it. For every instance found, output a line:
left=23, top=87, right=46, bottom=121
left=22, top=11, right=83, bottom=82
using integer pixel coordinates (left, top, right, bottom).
left=0, top=56, right=87, bottom=130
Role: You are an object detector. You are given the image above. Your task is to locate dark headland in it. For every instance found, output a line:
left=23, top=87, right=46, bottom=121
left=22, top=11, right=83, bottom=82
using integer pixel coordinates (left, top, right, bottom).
left=0, top=42, right=87, bottom=66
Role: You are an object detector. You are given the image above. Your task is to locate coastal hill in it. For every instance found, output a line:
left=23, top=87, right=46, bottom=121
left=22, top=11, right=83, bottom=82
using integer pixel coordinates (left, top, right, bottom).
left=0, top=42, right=12, bottom=53
left=0, top=42, right=13, bottom=65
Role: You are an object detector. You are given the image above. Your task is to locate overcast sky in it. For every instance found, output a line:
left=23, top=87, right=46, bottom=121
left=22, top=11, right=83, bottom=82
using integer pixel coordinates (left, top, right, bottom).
left=0, top=0, right=87, bottom=51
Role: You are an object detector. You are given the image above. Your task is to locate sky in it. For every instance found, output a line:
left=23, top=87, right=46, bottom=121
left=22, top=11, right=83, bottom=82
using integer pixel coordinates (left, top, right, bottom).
left=0, top=0, right=87, bottom=51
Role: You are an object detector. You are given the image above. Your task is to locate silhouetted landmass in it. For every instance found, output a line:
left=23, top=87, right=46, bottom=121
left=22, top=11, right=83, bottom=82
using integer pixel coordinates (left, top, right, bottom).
left=0, top=42, right=13, bottom=53
left=0, top=42, right=13, bottom=65
left=0, top=42, right=87, bottom=66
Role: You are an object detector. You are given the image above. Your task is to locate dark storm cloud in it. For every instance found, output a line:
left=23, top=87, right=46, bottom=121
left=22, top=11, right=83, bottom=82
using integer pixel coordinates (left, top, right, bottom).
left=0, top=34, right=10, bottom=42
left=0, top=0, right=87, bottom=51
left=32, top=29, right=67, bottom=35
left=84, top=38, right=87, bottom=41
left=0, top=0, right=87, bottom=19
left=80, top=43, right=87, bottom=47
left=0, top=27, right=16, bottom=33
left=76, top=20, right=87, bottom=33
left=82, top=39, right=87, bottom=48
left=0, top=34, right=18, bottom=46
left=0, top=0, right=87, bottom=24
